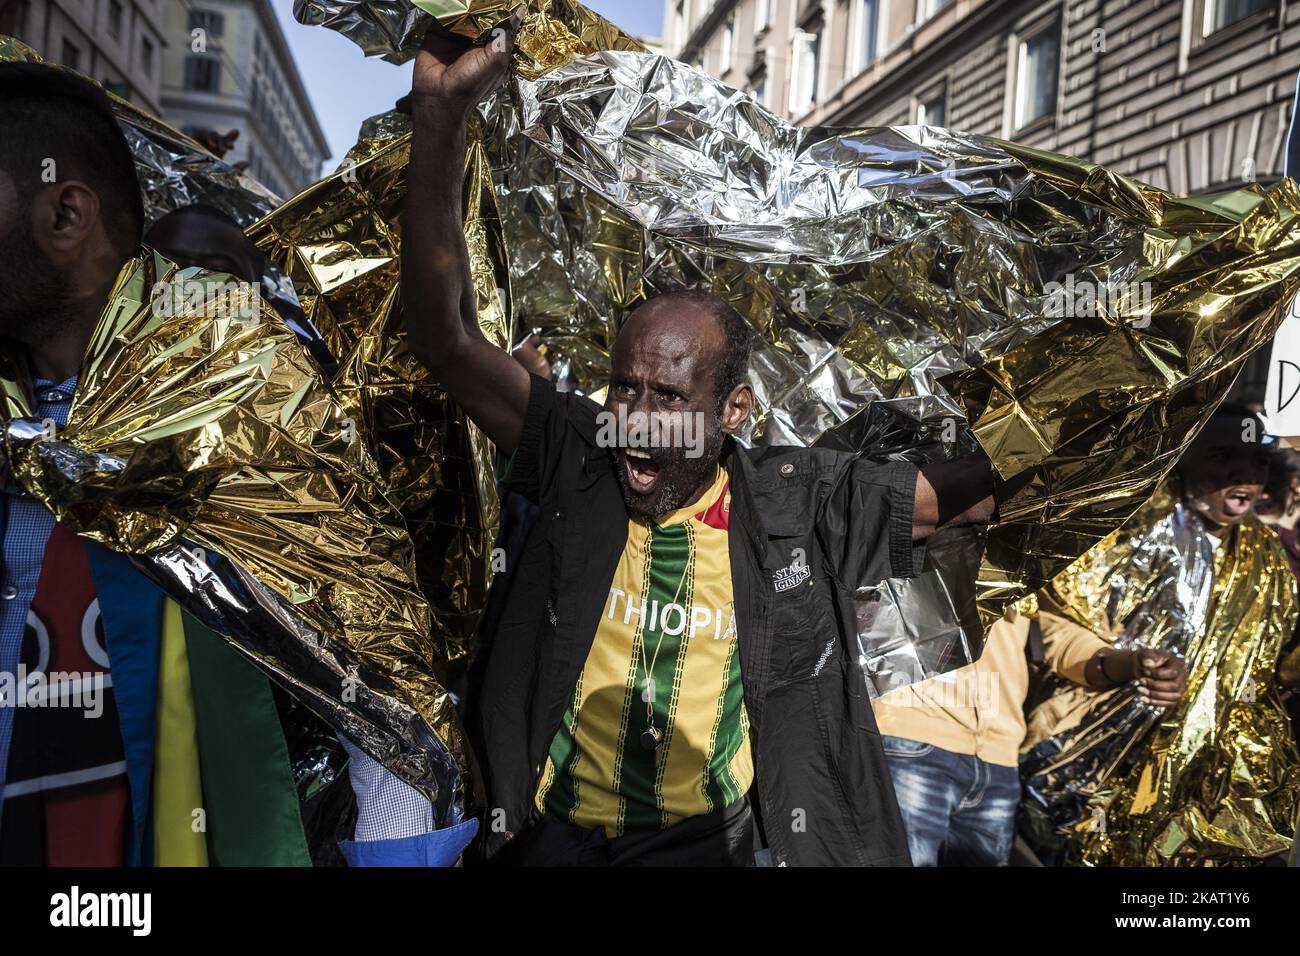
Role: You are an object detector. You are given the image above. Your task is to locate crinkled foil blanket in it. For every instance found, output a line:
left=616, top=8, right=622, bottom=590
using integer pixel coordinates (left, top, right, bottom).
left=7, top=0, right=1300, bottom=819
left=0, top=36, right=472, bottom=823
left=298, top=2, right=1300, bottom=667
left=1022, top=500, right=1300, bottom=865
left=0, top=248, right=467, bottom=823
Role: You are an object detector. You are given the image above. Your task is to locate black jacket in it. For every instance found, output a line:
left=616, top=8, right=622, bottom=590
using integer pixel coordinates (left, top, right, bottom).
left=466, top=376, right=923, bottom=866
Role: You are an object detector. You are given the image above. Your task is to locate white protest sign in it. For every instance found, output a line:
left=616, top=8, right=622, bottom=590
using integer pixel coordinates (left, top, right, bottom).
left=1263, top=292, right=1300, bottom=443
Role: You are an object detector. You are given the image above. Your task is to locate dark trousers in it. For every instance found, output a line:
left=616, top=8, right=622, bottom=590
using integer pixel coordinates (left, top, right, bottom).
left=499, top=797, right=755, bottom=866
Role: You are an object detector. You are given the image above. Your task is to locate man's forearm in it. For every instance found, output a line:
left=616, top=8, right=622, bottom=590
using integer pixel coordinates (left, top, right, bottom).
left=913, top=452, right=997, bottom=540
left=1083, top=648, right=1137, bottom=689
left=403, top=102, right=478, bottom=367
left=397, top=27, right=532, bottom=454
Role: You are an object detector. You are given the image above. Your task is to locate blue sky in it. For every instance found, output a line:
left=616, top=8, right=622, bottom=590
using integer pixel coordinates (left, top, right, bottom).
left=270, top=0, right=666, bottom=167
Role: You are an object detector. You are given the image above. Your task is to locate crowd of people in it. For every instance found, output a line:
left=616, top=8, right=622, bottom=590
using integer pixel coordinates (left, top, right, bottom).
left=0, top=19, right=1298, bottom=868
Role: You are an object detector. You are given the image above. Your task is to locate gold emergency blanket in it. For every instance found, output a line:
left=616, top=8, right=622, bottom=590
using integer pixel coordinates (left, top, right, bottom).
left=293, top=0, right=644, bottom=74
left=297, top=0, right=1300, bottom=639
left=245, top=126, right=508, bottom=667
left=0, top=35, right=474, bottom=819
left=1024, top=503, right=1300, bottom=865
left=7, top=0, right=1300, bottom=816
left=0, top=249, right=468, bottom=821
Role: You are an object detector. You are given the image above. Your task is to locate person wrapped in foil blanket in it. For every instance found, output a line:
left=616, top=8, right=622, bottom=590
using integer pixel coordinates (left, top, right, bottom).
left=1021, top=404, right=1300, bottom=866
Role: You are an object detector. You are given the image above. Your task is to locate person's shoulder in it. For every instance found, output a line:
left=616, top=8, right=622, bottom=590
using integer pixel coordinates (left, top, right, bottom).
left=531, top=377, right=605, bottom=444
left=739, top=442, right=856, bottom=482
left=554, top=388, right=605, bottom=426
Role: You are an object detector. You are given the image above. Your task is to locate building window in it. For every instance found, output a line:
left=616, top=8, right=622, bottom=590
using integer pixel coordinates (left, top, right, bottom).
left=789, top=29, right=821, bottom=116
left=755, top=0, right=772, bottom=33
left=917, top=93, right=946, bottom=127
left=751, top=76, right=767, bottom=107
left=720, top=16, right=735, bottom=73
left=108, top=0, right=123, bottom=40
left=184, top=55, right=221, bottom=93
left=917, top=0, right=952, bottom=22
left=1202, top=0, right=1271, bottom=35
left=60, top=39, right=80, bottom=72
left=140, top=36, right=155, bottom=77
left=1013, top=25, right=1059, bottom=130
left=189, top=9, right=226, bottom=37
left=853, top=0, right=879, bottom=72
left=103, top=79, right=130, bottom=100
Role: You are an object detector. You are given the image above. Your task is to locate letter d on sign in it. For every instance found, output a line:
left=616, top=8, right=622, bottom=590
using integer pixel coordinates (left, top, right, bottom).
left=1264, top=296, right=1300, bottom=443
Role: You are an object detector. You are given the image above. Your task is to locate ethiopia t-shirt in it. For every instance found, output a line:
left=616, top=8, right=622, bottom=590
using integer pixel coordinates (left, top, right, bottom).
left=534, top=467, right=753, bottom=836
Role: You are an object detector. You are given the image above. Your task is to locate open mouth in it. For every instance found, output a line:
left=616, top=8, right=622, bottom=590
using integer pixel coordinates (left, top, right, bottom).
left=1222, top=486, right=1256, bottom=517
left=622, top=448, right=661, bottom=495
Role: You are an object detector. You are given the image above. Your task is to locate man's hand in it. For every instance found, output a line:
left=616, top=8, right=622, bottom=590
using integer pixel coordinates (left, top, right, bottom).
left=411, top=12, right=518, bottom=117
left=1132, top=648, right=1188, bottom=708
left=512, top=333, right=551, bottom=379
left=1089, top=646, right=1188, bottom=707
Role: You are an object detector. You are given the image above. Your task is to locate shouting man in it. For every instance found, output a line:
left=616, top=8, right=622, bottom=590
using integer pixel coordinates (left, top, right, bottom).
left=403, top=23, right=997, bottom=866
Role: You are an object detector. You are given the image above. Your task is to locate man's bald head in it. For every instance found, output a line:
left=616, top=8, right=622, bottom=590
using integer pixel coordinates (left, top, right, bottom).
left=145, top=204, right=263, bottom=283
left=619, top=290, right=752, bottom=411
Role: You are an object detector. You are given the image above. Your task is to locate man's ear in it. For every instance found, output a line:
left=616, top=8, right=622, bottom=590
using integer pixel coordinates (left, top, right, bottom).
left=35, top=180, right=102, bottom=258
left=721, top=381, right=754, bottom=435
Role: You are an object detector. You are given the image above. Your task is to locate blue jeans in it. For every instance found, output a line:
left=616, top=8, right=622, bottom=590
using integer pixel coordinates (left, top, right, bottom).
left=882, top=736, right=1020, bottom=867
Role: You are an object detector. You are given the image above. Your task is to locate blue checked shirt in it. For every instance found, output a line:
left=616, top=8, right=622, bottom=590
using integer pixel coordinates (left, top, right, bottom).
left=0, top=376, right=78, bottom=802
left=0, top=377, right=464, bottom=860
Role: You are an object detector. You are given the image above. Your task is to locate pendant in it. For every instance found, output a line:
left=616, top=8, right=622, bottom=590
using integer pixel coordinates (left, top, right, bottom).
left=639, top=724, right=663, bottom=751
left=641, top=677, right=656, bottom=704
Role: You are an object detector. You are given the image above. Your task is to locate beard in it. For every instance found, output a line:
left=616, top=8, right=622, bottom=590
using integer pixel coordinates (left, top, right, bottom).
left=0, top=214, right=78, bottom=348
left=614, top=416, right=728, bottom=520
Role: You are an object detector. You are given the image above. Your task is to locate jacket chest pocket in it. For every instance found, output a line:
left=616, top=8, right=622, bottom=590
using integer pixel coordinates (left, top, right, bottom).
left=529, top=507, right=572, bottom=632
left=765, top=537, right=839, bottom=682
